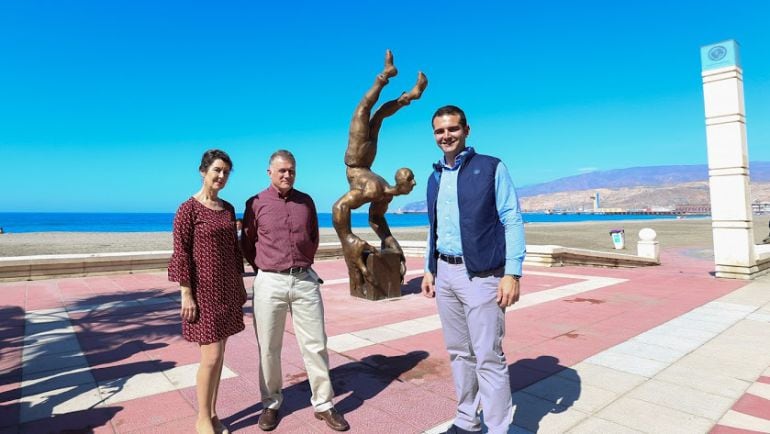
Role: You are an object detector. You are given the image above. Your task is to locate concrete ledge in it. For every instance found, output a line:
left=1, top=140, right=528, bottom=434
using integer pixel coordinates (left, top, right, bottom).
left=526, top=245, right=660, bottom=268
left=0, top=251, right=173, bottom=282
left=0, top=241, right=660, bottom=282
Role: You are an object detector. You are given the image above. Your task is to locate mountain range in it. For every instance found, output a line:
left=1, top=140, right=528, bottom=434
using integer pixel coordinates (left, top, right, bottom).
left=398, top=162, right=770, bottom=212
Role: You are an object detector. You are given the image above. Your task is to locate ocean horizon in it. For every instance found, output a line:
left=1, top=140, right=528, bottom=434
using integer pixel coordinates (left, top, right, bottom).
left=0, top=212, right=701, bottom=234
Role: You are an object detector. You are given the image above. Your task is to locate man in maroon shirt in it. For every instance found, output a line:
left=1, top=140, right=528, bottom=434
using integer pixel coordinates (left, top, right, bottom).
left=241, top=150, right=350, bottom=432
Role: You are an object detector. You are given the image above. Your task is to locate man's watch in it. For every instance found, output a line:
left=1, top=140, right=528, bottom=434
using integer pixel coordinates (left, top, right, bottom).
left=510, top=274, right=521, bottom=281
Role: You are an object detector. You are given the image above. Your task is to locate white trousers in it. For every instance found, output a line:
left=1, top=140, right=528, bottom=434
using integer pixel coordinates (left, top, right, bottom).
left=435, top=260, right=513, bottom=434
left=252, top=270, right=334, bottom=412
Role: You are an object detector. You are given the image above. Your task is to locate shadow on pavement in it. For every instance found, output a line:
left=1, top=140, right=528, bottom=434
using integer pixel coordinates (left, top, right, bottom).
left=508, top=355, right=581, bottom=433
left=1, top=289, right=182, bottom=431
left=225, top=350, right=430, bottom=431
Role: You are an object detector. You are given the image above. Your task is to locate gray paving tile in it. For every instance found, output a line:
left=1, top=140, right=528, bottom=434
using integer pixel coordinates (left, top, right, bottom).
left=633, top=330, right=710, bottom=352
left=22, top=351, right=89, bottom=376
left=567, top=417, right=644, bottom=433
left=24, top=309, right=69, bottom=324
left=561, top=362, right=647, bottom=394
left=663, top=316, right=737, bottom=334
left=747, top=312, right=770, bottom=322
left=23, top=326, right=78, bottom=346
left=650, top=321, right=719, bottom=340
left=676, top=352, right=769, bottom=383
left=627, top=379, right=734, bottom=420
left=584, top=351, right=667, bottom=378
left=24, top=320, right=72, bottom=336
left=22, top=335, right=83, bottom=358
left=679, top=309, right=747, bottom=326
left=97, top=371, right=176, bottom=404
left=655, top=363, right=751, bottom=399
left=22, top=366, right=95, bottom=396
left=706, top=301, right=758, bottom=313
left=19, top=384, right=103, bottom=423
left=610, top=340, right=687, bottom=364
left=596, top=397, right=713, bottom=433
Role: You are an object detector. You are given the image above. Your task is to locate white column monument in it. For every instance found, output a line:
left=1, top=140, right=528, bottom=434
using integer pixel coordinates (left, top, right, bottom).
left=701, top=40, right=769, bottom=279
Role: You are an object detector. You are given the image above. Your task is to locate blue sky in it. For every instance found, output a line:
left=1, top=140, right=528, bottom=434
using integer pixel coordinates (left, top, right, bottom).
left=2, top=1, right=769, bottom=213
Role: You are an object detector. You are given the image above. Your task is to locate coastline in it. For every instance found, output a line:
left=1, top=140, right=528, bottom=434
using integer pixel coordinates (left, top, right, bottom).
left=3, top=217, right=769, bottom=257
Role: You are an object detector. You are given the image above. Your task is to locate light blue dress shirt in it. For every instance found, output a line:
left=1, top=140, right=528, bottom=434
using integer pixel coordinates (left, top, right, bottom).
left=425, top=148, right=526, bottom=276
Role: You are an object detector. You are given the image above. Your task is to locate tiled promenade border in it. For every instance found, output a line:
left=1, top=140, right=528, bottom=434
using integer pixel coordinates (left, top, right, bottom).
left=1, top=250, right=770, bottom=433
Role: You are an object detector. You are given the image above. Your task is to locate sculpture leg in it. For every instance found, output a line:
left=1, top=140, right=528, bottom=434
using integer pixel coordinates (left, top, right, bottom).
left=398, top=71, right=428, bottom=105
left=369, top=72, right=428, bottom=139
left=348, top=50, right=399, bottom=145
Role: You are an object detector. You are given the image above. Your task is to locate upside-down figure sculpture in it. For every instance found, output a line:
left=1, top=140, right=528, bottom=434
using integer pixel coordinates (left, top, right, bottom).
left=332, top=50, right=427, bottom=298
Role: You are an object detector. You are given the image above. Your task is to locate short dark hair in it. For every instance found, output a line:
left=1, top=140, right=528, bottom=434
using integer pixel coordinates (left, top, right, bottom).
left=432, top=105, right=467, bottom=128
left=199, top=149, right=233, bottom=172
left=269, top=149, right=296, bottom=165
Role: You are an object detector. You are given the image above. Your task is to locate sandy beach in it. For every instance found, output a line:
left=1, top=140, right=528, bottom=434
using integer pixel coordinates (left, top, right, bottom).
left=2, top=216, right=769, bottom=257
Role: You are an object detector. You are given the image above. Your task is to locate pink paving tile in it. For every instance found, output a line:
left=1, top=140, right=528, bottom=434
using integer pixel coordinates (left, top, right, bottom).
left=332, top=394, right=425, bottom=433
left=521, top=275, right=581, bottom=293
left=0, top=287, right=25, bottom=306
left=757, top=376, right=770, bottom=385
left=121, top=414, right=197, bottom=434
left=145, top=340, right=205, bottom=367
left=731, top=393, right=770, bottom=420
left=109, top=389, right=195, bottom=433
left=710, top=425, right=769, bottom=434
left=0, top=345, right=23, bottom=373
left=375, top=329, right=449, bottom=356
left=0, top=374, right=22, bottom=395
left=24, top=297, right=64, bottom=311
left=198, top=376, right=263, bottom=420
left=90, top=354, right=172, bottom=383
left=344, top=343, right=411, bottom=361
left=362, top=381, right=456, bottom=429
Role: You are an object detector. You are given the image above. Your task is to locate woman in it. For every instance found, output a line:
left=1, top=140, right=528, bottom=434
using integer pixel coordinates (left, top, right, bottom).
left=168, top=149, right=246, bottom=434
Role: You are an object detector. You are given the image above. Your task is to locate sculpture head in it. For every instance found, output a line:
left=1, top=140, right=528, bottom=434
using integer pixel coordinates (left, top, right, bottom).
left=394, top=168, right=416, bottom=194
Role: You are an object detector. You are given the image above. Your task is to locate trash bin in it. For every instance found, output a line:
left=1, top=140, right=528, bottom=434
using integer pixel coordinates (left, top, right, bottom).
left=609, top=229, right=625, bottom=249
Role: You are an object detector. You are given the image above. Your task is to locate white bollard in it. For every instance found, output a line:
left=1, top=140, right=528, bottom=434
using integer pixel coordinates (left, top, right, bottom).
left=637, top=228, right=660, bottom=261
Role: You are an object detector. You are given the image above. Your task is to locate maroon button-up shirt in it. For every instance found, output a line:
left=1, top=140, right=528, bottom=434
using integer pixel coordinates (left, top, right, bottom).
left=240, top=185, right=319, bottom=272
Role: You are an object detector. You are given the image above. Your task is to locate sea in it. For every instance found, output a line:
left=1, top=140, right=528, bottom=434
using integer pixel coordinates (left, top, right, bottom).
left=0, top=212, right=698, bottom=234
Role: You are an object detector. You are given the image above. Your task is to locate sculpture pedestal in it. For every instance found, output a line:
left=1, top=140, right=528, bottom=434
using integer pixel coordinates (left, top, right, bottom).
left=350, top=250, right=402, bottom=300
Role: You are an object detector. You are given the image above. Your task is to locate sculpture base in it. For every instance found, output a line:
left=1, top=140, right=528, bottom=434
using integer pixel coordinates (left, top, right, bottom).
left=350, top=250, right=402, bottom=300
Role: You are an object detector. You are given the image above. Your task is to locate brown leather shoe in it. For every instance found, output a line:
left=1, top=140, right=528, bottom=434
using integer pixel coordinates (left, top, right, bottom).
left=314, top=408, right=350, bottom=431
left=258, top=408, right=278, bottom=431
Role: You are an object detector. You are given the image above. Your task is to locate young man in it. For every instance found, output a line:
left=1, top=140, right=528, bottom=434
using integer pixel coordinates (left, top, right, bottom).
left=241, top=150, right=349, bottom=432
left=421, top=106, right=526, bottom=434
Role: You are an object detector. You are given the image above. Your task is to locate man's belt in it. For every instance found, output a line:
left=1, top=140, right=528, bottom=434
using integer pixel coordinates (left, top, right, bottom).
left=263, top=267, right=309, bottom=275
left=437, top=253, right=463, bottom=265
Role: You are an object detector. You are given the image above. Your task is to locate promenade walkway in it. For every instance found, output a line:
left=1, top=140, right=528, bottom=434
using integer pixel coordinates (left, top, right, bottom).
left=1, top=249, right=770, bottom=433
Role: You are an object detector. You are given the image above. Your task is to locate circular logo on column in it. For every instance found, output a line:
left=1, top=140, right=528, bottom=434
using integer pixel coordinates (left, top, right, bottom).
left=708, top=45, right=727, bottom=61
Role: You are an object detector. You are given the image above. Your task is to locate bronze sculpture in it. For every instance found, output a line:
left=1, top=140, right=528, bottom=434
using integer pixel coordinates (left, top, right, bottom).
left=332, top=50, right=427, bottom=299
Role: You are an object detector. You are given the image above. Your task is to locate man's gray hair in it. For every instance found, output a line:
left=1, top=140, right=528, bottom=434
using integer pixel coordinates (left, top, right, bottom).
left=269, top=149, right=296, bottom=165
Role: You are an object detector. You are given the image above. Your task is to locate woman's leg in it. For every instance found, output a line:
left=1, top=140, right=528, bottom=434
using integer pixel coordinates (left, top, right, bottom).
left=211, top=338, right=228, bottom=433
left=196, top=340, right=225, bottom=434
